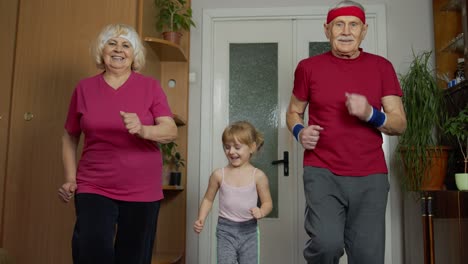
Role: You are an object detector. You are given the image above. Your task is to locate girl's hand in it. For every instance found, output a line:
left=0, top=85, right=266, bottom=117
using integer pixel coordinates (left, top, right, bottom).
left=250, top=207, right=264, bottom=219
left=120, top=111, right=145, bottom=136
left=194, top=219, right=205, bottom=233
left=58, top=182, right=77, bottom=203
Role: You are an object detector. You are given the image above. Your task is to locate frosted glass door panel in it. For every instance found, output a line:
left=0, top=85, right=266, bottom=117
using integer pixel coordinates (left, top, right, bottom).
left=229, top=43, right=279, bottom=218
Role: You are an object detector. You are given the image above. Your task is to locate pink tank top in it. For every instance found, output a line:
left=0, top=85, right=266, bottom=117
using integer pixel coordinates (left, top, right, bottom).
left=218, top=167, right=258, bottom=222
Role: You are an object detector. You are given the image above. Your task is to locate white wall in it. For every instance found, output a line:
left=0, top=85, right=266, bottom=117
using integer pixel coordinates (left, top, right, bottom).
left=186, top=1, right=435, bottom=263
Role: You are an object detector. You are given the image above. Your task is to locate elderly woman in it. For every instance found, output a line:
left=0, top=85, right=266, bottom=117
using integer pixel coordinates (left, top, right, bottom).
left=58, top=24, right=177, bottom=264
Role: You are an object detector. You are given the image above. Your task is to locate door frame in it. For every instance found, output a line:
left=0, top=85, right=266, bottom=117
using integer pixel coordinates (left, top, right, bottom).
left=199, top=5, right=388, bottom=264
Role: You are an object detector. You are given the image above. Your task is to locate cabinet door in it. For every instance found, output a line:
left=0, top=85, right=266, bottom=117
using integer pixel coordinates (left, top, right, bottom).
left=2, top=1, right=137, bottom=263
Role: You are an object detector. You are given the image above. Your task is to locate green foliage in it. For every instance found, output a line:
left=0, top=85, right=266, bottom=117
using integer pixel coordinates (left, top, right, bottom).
left=160, top=142, right=185, bottom=171
left=443, top=106, right=468, bottom=173
left=155, top=0, right=195, bottom=33
left=396, top=50, right=447, bottom=191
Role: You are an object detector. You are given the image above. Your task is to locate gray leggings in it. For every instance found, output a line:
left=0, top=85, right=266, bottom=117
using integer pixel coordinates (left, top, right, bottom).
left=302, top=167, right=389, bottom=264
left=216, top=217, right=259, bottom=264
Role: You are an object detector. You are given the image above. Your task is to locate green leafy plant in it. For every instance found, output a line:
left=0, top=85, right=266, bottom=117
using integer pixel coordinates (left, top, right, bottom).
left=155, top=0, right=195, bottom=33
left=160, top=142, right=185, bottom=172
left=443, top=107, right=468, bottom=173
left=396, top=50, right=447, bottom=191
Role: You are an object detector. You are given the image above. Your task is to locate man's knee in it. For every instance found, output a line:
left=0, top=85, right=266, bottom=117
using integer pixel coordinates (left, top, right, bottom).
left=304, top=235, right=344, bottom=262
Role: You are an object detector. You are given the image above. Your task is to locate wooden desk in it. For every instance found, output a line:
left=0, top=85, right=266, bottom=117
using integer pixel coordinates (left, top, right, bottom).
left=420, top=191, right=468, bottom=264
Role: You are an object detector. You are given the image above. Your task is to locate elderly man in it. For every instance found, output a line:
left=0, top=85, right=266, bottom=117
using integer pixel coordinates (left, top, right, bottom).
left=286, top=1, right=407, bottom=263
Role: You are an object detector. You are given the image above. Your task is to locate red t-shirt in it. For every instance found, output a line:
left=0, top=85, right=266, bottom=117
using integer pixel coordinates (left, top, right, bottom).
left=293, top=51, right=403, bottom=176
left=65, top=71, right=172, bottom=201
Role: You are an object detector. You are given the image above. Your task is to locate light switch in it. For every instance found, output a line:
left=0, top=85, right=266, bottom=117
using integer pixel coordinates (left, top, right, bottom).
left=189, top=72, right=196, bottom=83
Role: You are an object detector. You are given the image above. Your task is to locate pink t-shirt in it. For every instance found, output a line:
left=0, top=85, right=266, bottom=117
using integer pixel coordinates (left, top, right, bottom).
left=293, top=51, right=403, bottom=176
left=64, top=71, right=173, bottom=201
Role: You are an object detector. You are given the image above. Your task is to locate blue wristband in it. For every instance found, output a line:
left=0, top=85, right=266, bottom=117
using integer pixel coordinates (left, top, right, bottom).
left=292, top=124, right=305, bottom=141
left=367, top=107, right=387, bottom=127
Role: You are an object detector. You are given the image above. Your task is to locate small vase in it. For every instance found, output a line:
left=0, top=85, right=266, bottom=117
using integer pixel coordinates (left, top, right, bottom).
left=455, top=173, right=468, bottom=191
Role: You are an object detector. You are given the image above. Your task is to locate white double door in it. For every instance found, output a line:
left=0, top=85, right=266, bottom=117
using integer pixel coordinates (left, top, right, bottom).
left=201, top=8, right=385, bottom=263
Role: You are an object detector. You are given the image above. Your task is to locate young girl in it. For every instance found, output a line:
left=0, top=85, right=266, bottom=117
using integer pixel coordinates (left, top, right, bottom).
left=194, top=121, right=273, bottom=264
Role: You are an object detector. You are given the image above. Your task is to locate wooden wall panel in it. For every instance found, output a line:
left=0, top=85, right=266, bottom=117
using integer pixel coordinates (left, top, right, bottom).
left=3, top=0, right=137, bottom=263
left=161, top=62, right=189, bottom=120
left=0, top=0, right=19, bottom=246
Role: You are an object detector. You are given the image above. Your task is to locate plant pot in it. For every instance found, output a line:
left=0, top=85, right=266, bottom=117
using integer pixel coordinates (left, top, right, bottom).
left=169, top=171, right=182, bottom=186
left=162, top=31, right=183, bottom=45
left=400, top=146, right=450, bottom=191
left=455, top=173, right=468, bottom=190
left=420, top=148, right=449, bottom=190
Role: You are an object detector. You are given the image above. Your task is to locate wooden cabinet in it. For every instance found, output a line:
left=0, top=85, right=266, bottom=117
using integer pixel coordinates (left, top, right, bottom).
left=433, top=0, right=467, bottom=87
left=138, top=1, right=190, bottom=263
left=403, top=191, right=468, bottom=264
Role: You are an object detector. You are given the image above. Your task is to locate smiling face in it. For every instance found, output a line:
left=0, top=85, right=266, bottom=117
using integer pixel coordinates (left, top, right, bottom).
left=324, top=16, right=368, bottom=59
left=102, top=37, right=134, bottom=73
left=223, top=138, right=256, bottom=168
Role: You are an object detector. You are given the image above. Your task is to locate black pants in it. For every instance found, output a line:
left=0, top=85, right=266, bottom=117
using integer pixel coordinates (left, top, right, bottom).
left=72, top=193, right=160, bottom=264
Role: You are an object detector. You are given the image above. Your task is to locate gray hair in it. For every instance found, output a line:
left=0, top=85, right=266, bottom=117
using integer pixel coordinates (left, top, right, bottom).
left=330, top=0, right=365, bottom=12
left=92, top=24, right=146, bottom=72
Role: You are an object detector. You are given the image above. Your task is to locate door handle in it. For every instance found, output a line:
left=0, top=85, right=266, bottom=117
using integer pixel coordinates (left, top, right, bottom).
left=272, top=151, right=289, bottom=176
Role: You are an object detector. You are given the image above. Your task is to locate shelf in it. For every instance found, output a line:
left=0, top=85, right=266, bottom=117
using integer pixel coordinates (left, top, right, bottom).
left=444, top=79, right=468, bottom=96
left=440, top=0, right=461, bottom=11
left=173, top=114, right=186, bottom=126
left=144, top=37, right=188, bottom=62
left=440, top=32, right=464, bottom=53
left=444, top=80, right=468, bottom=118
left=151, top=252, right=183, bottom=264
left=162, top=185, right=184, bottom=191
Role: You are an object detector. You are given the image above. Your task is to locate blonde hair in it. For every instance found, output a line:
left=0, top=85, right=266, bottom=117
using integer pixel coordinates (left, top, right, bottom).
left=222, top=121, right=264, bottom=152
left=92, top=24, right=146, bottom=72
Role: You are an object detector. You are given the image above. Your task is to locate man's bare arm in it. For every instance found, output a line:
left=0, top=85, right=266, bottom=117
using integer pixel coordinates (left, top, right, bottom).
left=379, top=95, right=407, bottom=135
left=286, top=95, right=308, bottom=132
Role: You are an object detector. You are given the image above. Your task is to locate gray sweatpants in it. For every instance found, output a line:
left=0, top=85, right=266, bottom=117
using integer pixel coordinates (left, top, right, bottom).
left=216, top=217, right=259, bottom=264
left=302, top=167, right=389, bottom=264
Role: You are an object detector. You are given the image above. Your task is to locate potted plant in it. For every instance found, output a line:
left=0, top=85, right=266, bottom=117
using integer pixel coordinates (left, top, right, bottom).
left=396, top=50, right=450, bottom=192
left=160, top=142, right=185, bottom=185
left=154, top=0, right=195, bottom=45
left=443, top=106, right=468, bottom=190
